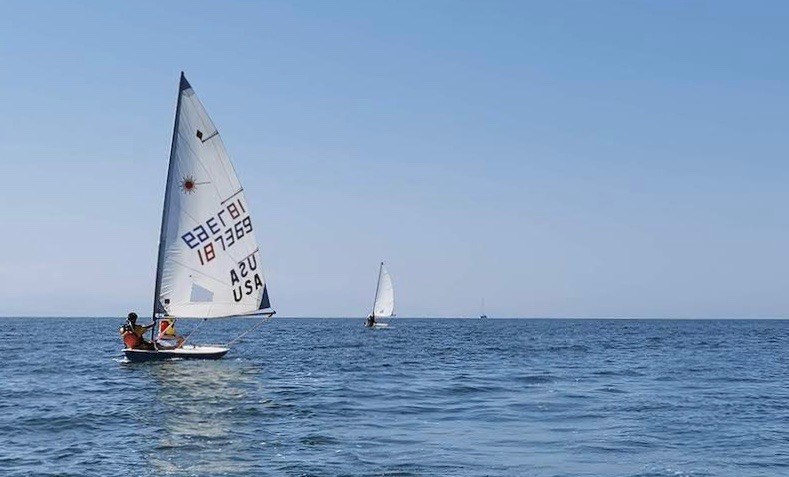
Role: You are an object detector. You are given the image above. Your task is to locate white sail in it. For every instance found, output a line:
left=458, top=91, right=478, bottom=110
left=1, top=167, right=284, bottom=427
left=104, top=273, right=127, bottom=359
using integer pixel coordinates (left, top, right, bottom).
left=153, top=73, right=271, bottom=319
left=372, top=263, right=394, bottom=318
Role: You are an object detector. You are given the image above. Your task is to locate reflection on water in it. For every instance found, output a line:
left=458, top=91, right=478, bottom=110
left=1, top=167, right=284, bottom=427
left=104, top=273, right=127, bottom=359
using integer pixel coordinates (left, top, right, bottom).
left=145, top=360, right=267, bottom=475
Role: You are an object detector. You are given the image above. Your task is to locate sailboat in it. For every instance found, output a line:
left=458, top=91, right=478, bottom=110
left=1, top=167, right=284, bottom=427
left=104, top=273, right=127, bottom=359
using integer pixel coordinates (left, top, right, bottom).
left=365, top=262, right=394, bottom=328
left=480, top=297, right=488, bottom=319
left=124, top=73, right=275, bottom=362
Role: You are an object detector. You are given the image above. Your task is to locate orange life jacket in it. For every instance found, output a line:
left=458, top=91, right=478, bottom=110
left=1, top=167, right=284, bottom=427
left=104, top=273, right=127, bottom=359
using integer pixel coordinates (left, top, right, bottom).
left=122, top=331, right=142, bottom=349
left=158, top=319, right=176, bottom=339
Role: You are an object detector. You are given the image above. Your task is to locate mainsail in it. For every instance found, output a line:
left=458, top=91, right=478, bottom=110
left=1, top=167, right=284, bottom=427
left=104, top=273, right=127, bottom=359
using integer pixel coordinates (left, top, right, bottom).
left=153, top=73, right=272, bottom=319
left=372, top=262, right=395, bottom=318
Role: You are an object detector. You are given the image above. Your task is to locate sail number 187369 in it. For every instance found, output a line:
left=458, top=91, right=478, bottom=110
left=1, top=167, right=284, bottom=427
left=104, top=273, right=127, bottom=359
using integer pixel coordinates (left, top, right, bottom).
left=179, top=198, right=254, bottom=265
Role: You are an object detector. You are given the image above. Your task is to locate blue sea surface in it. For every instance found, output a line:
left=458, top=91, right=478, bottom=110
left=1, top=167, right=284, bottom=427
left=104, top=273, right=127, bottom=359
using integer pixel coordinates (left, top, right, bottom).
left=0, top=318, right=786, bottom=476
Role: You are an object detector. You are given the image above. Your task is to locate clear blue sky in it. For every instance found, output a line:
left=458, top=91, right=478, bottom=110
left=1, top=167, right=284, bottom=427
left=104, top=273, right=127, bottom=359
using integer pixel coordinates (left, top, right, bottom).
left=0, top=1, right=786, bottom=318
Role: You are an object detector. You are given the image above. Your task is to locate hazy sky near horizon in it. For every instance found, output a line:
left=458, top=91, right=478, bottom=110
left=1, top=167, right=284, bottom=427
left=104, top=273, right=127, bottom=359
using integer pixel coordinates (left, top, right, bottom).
left=0, top=1, right=787, bottom=318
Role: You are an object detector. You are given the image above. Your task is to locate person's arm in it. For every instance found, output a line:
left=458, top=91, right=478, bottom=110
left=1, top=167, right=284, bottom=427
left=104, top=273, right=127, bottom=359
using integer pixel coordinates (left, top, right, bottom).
left=143, top=321, right=156, bottom=330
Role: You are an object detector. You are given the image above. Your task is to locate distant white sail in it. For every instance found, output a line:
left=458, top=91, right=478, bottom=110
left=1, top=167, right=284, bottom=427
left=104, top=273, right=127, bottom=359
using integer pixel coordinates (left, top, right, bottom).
left=153, top=73, right=271, bottom=319
left=372, top=263, right=394, bottom=318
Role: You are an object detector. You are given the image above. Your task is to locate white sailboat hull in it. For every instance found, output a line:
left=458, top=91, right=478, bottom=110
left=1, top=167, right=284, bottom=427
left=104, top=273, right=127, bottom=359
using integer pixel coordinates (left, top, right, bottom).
left=372, top=322, right=389, bottom=328
left=123, top=345, right=229, bottom=362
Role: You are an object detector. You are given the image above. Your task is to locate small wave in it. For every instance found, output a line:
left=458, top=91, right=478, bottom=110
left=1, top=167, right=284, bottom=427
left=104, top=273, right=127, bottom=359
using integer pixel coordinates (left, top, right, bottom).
left=445, top=383, right=507, bottom=395
left=299, top=434, right=339, bottom=446
left=545, top=344, right=590, bottom=353
left=515, top=374, right=553, bottom=384
left=636, top=464, right=712, bottom=477
left=593, top=369, right=645, bottom=377
left=597, top=386, right=628, bottom=394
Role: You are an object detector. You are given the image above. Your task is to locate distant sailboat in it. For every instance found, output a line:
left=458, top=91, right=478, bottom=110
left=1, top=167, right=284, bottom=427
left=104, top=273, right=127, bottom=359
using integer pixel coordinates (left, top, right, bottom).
left=124, top=73, right=275, bottom=362
left=365, top=262, right=394, bottom=328
left=480, top=298, right=488, bottom=319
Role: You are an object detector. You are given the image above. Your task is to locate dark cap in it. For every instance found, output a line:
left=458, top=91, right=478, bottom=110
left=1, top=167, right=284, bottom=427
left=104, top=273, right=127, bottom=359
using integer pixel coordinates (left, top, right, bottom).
left=128, top=312, right=138, bottom=321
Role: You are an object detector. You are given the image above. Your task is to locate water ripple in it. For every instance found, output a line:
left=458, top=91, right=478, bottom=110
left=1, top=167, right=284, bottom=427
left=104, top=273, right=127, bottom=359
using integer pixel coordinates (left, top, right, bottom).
left=0, top=318, right=787, bottom=476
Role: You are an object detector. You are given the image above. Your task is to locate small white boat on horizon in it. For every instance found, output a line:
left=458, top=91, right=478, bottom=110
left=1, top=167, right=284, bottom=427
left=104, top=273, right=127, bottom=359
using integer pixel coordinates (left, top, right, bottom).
left=365, top=262, right=394, bottom=329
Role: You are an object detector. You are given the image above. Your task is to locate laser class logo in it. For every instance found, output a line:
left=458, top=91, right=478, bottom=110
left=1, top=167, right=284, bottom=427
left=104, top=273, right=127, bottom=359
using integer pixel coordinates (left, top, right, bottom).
left=180, top=175, right=198, bottom=194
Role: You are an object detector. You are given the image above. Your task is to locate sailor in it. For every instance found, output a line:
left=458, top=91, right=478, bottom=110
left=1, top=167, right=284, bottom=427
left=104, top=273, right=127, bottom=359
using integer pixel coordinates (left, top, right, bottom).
left=366, top=314, right=375, bottom=327
left=155, top=318, right=185, bottom=350
left=119, top=312, right=155, bottom=350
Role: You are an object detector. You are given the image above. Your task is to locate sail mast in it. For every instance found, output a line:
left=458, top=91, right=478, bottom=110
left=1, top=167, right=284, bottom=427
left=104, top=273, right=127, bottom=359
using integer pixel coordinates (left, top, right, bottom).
left=151, top=72, right=188, bottom=335
left=371, top=262, right=383, bottom=317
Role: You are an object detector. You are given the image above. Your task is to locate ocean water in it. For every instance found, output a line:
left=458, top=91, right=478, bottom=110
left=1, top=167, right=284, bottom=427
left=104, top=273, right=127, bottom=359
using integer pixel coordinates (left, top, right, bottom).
left=0, top=318, right=786, bottom=477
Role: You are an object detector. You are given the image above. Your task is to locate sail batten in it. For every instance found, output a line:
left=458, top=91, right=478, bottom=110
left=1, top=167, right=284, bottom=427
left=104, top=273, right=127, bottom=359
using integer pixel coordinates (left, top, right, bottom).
left=153, top=73, right=271, bottom=319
